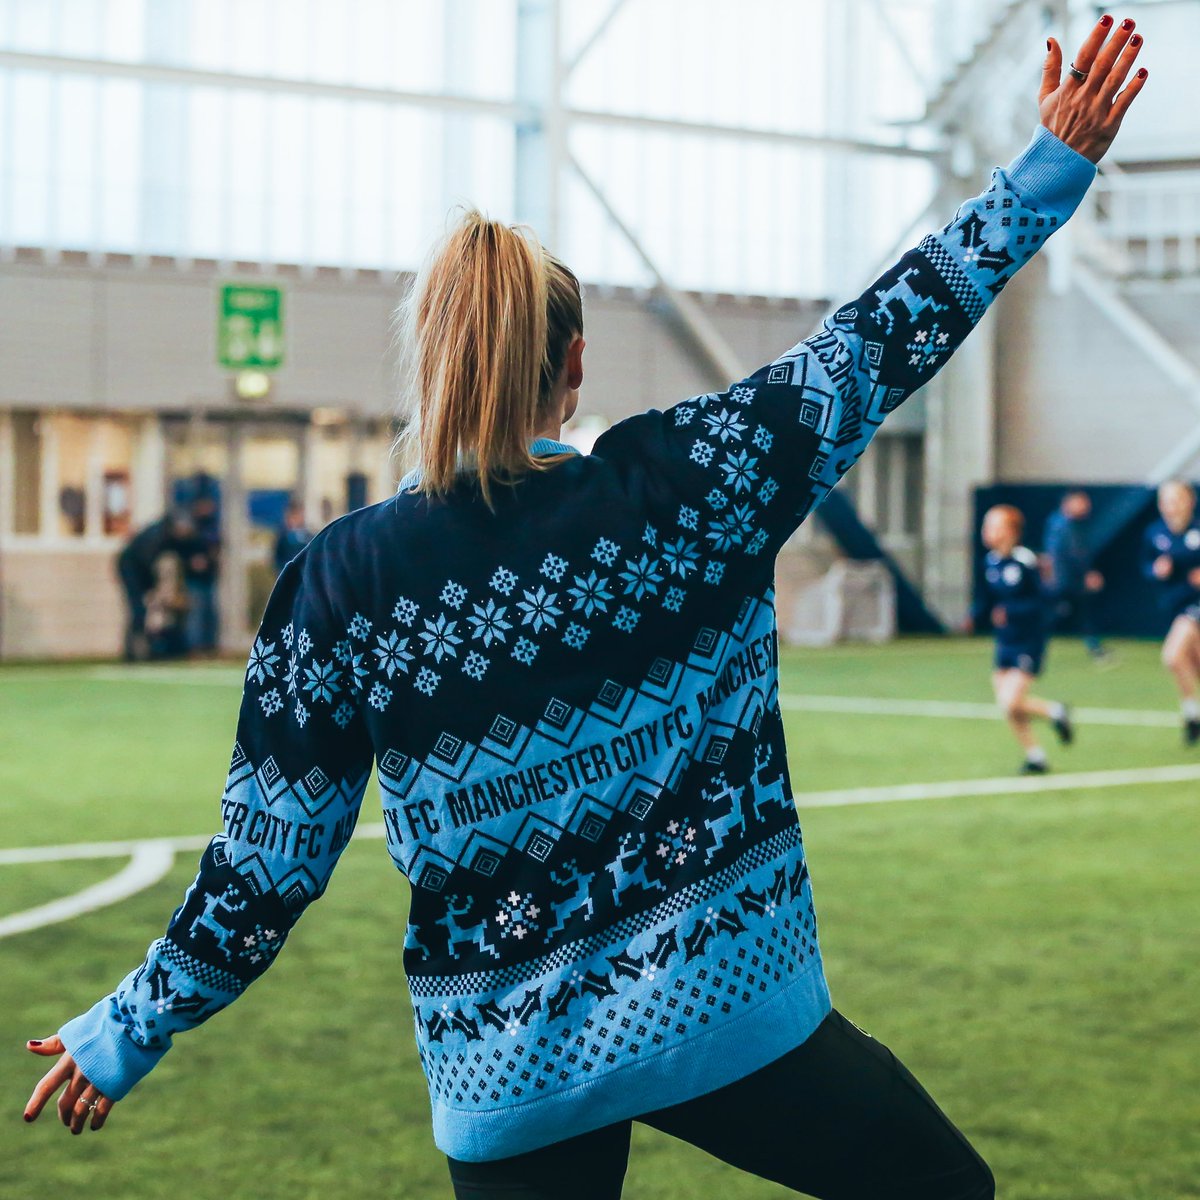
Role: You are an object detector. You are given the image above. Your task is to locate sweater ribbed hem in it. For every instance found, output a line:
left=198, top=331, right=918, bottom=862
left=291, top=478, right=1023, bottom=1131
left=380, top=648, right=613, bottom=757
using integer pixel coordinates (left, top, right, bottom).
left=433, top=957, right=831, bottom=1162
left=1005, top=126, right=1096, bottom=218
left=60, top=996, right=165, bottom=1101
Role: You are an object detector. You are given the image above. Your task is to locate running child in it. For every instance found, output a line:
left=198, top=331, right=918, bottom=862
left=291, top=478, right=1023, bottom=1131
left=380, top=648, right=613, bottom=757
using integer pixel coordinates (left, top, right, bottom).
left=978, top=505, right=1074, bottom=774
left=1143, top=480, right=1200, bottom=745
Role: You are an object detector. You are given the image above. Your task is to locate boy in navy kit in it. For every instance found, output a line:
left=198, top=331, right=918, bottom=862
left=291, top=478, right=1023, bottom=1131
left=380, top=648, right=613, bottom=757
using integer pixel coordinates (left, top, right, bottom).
left=1143, top=480, right=1200, bottom=744
left=977, top=505, right=1074, bottom=774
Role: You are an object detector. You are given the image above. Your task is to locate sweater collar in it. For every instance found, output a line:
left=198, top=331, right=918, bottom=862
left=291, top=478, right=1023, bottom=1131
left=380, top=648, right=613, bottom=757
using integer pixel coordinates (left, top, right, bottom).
left=398, top=438, right=580, bottom=492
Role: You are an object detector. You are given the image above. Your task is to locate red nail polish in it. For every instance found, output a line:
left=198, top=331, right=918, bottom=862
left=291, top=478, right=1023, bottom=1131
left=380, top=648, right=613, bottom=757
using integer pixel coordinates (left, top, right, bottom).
left=1121, top=18, right=1135, bottom=30
left=1100, top=14, right=1113, bottom=27
left=1046, top=38, right=1052, bottom=50
left=23, top=1113, right=33, bottom=1122
left=1137, top=67, right=1148, bottom=78
left=1130, top=34, right=1142, bottom=46
left=27, top=1040, right=42, bottom=1047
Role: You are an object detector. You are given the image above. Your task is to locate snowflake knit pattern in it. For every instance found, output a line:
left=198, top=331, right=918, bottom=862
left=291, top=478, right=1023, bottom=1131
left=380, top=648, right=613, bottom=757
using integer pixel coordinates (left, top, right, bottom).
left=60, top=128, right=1095, bottom=1162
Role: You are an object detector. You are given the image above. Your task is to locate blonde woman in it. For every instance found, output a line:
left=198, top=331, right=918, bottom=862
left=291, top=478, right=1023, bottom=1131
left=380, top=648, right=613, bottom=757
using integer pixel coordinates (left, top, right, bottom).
left=25, top=20, right=1146, bottom=1200
left=1143, top=480, right=1200, bottom=744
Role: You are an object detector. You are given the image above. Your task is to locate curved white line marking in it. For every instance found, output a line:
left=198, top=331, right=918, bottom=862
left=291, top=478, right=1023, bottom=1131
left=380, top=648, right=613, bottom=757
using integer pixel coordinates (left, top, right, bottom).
left=0, top=835, right=209, bottom=865
left=0, top=841, right=177, bottom=939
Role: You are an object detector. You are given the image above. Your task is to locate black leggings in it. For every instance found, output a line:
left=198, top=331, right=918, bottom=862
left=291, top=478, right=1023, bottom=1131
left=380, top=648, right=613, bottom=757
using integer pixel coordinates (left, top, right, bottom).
left=447, top=1010, right=994, bottom=1200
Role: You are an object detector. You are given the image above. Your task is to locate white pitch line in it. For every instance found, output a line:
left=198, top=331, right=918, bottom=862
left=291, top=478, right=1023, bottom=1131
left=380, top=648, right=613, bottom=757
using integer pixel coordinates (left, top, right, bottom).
left=779, top=693, right=1181, bottom=728
left=0, top=841, right=178, bottom=939
left=795, top=762, right=1200, bottom=808
left=0, top=824, right=389, bottom=867
left=2, top=759, right=1197, bottom=935
left=4, top=670, right=1179, bottom=729
left=0, top=666, right=245, bottom=686
left=87, top=666, right=245, bottom=686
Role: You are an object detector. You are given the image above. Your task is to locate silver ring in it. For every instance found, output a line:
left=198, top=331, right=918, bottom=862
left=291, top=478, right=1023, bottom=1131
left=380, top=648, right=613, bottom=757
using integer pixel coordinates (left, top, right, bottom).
left=1068, top=63, right=1089, bottom=82
left=87, top=1098, right=99, bottom=1111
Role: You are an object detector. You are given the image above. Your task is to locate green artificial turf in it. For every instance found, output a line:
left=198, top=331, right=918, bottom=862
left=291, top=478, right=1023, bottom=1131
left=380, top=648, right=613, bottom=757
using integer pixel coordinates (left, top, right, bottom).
left=1, top=639, right=1197, bottom=1199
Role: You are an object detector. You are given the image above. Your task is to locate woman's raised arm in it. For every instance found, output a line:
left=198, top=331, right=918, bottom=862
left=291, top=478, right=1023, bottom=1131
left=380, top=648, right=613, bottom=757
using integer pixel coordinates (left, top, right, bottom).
left=596, top=18, right=1146, bottom=568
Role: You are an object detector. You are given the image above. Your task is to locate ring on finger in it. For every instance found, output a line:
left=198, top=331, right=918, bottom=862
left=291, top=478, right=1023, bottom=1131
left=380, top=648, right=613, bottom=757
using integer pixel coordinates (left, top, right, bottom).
left=1068, top=63, right=1089, bottom=82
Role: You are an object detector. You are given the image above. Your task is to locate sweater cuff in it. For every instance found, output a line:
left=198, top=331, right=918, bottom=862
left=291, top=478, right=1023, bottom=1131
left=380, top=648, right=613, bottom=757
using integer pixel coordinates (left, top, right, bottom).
left=59, top=996, right=166, bottom=1101
left=1004, top=126, right=1097, bottom=219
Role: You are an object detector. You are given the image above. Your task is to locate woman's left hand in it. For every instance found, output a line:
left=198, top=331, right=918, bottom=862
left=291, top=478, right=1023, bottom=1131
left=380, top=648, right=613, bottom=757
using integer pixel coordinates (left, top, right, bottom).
left=23, top=1036, right=115, bottom=1134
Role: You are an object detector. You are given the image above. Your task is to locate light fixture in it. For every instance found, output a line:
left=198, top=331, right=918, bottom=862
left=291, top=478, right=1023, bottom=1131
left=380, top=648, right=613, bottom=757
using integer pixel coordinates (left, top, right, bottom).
left=235, top=371, right=272, bottom=401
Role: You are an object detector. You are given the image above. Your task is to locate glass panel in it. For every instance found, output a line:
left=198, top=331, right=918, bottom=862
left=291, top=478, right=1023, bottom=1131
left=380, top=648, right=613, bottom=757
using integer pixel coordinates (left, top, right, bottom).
left=96, top=417, right=137, bottom=537
left=12, top=411, right=42, bottom=535
left=0, top=0, right=950, bottom=291
left=54, top=414, right=91, bottom=537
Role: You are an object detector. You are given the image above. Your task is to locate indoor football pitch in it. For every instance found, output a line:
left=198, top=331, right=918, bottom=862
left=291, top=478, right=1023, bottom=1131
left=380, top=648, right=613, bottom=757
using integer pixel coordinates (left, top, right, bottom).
left=2, top=638, right=1198, bottom=1200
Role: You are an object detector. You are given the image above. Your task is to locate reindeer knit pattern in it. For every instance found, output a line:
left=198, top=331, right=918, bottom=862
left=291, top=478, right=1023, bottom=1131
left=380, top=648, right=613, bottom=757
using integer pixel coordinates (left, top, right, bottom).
left=59, top=129, right=1095, bottom=1162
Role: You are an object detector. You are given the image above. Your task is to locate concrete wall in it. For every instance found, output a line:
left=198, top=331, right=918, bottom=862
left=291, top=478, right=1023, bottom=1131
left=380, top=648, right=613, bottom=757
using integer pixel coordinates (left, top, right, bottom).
left=992, top=258, right=1200, bottom=482
left=0, top=252, right=835, bottom=659
left=0, top=259, right=401, bottom=418
left=1, top=548, right=124, bottom=658
left=16, top=242, right=1197, bottom=649
left=0, top=253, right=826, bottom=422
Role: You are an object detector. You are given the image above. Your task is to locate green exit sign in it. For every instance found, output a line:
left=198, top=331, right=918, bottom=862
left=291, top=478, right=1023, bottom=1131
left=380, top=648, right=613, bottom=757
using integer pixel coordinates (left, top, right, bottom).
left=218, top=284, right=284, bottom=370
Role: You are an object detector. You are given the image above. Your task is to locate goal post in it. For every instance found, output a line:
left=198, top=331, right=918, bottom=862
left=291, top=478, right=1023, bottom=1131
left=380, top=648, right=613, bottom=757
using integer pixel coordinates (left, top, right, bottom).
left=780, top=560, right=897, bottom=647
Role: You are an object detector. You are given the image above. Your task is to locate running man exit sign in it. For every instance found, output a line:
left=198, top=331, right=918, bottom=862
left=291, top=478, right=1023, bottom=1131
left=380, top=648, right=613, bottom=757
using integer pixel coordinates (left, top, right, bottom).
left=218, top=284, right=284, bottom=370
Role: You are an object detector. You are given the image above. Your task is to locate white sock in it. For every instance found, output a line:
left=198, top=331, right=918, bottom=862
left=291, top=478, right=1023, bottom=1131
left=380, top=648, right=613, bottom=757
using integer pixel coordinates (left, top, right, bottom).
left=1183, top=698, right=1200, bottom=721
left=1049, top=702, right=1066, bottom=722
left=1026, top=746, right=1047, bottom=765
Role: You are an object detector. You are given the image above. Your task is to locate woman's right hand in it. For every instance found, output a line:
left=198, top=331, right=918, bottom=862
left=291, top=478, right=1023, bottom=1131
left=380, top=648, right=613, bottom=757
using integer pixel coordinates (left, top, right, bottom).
left=23, top=1036, right=115, bottom=1135
left=1041, top=15, right=1148, bottom=164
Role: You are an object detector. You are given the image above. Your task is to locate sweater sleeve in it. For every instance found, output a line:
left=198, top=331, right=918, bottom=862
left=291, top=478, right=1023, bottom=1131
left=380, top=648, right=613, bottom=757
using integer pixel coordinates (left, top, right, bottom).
left=594, top=128, right=1095, bottom=560
left=58, top=540, right=374, bottom=1101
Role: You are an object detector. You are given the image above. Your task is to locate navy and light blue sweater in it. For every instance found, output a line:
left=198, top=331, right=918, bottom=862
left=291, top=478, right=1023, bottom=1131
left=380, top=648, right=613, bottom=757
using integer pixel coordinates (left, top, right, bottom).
left=1142, top=516, right=1200, bottom=620
left=978, top=547, right=1049, bottom=648
left=60, top=128, right=1095, bottom=1162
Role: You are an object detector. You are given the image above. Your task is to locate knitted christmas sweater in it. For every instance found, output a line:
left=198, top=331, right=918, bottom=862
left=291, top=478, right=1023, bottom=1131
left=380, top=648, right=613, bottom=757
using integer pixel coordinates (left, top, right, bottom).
left=61, top=128, right=1095, bottom=1162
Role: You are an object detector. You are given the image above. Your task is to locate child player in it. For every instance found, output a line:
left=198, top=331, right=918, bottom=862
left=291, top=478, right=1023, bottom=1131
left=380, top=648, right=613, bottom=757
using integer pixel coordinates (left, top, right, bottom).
left=1143, top=480, right=1200, bottom=745
left=977, top=505, right=1074, bottom=773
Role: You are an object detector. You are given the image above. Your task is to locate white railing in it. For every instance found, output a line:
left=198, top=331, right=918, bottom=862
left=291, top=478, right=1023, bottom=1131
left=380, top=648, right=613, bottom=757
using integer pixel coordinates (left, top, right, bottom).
left=1083, top=170, right=1200, bottom=280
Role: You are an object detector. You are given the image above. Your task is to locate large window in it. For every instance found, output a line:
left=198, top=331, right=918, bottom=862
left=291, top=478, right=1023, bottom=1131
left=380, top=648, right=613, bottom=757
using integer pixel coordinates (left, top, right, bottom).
left=3, top=410, right=138, bottom=542
left=0, top=0, right=980, bottom=297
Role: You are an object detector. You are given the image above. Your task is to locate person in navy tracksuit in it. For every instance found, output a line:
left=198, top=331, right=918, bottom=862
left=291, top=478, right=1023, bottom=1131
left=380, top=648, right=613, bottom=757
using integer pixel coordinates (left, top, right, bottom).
left=1043, top=490, right=1108, bottom=660
left=1142, top=480, right=1200, bottom=745
left=976, top=505, right=1074, bottom=774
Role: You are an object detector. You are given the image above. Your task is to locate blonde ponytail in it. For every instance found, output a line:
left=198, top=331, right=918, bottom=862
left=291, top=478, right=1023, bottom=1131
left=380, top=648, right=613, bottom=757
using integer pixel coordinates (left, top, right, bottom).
left=398, top=210, right=583, bottom=506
